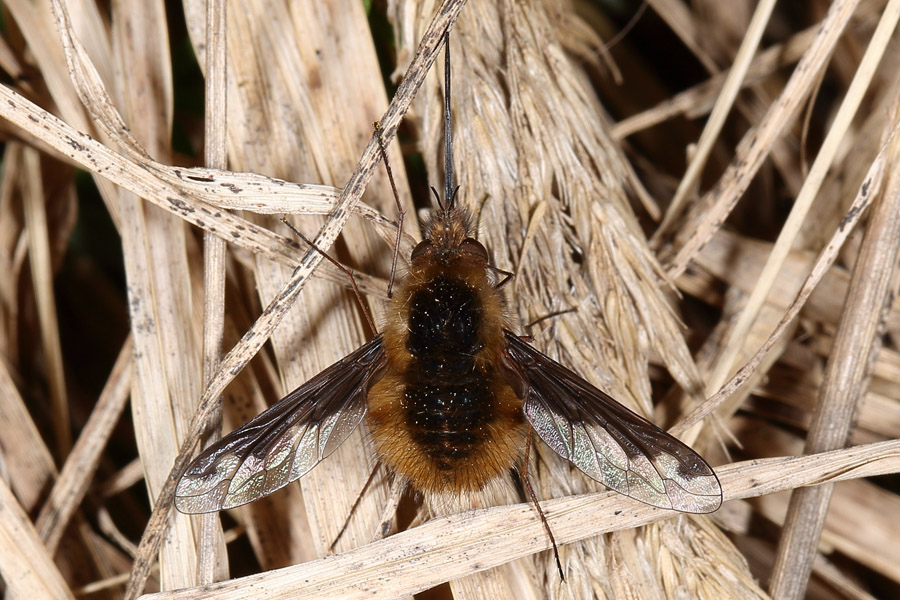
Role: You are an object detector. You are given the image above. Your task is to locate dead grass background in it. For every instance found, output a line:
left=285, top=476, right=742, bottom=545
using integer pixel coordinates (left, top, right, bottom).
left=1, top=0, right=900, bottom=598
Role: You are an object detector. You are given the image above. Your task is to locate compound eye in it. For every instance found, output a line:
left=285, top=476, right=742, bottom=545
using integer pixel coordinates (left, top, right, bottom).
left=459, top=237, right=488, bottom=261
left=410, top=240, right=433, bottom=261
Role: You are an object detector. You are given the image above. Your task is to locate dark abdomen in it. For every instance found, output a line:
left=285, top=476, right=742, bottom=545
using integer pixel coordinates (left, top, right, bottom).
left=404, top=371, right=493, bottom=470
left=366, top=273, right=525, bottom=493
left=404, top=276, right=494, bottom=471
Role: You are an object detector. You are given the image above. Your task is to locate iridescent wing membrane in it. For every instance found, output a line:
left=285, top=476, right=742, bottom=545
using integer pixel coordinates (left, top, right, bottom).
left=503, top=332, right=722, bottom=513
left=175, top=336, right=387, bottom=513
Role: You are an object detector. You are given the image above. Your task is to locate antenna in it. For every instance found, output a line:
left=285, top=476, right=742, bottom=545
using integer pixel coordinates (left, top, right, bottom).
left=443, top=32, right=454, bottom=210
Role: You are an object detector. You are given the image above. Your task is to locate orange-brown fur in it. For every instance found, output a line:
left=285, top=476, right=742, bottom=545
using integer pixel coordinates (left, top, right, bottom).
left=366, top=207, right=526, bottom=493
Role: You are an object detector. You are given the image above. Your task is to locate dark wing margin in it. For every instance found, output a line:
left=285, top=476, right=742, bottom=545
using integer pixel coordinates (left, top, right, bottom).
left=175, top=335, right=387, bottom=514
left=502, top=331, right=722, bottom=513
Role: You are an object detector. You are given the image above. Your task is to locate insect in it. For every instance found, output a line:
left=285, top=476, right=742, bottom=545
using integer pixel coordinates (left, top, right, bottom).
left=175, top=33, right=721, bottom=545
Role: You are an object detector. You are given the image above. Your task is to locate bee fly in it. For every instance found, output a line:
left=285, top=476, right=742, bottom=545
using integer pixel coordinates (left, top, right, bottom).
left=175, top=31, right=722, bottom=565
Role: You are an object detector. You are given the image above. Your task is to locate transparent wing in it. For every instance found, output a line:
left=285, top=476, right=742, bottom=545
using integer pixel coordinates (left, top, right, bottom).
left=503, top=332, right=722, bottom=513
left=175, top=335, right=387, bottom=513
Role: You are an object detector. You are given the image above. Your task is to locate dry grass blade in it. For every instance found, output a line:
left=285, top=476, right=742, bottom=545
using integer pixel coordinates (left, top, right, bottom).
left=0, top=477, right=74, bottom=600
left=0, top=356, right=57, bottom=517
left=22, top=146, right=70, bottom=458
left=139, top=438, right=900, bottom=600
left=196, top=0, right=229, bottom=586
left=34, top=336, right=132, bottom=554
left=770, top=87, right=900, bottom=599
left=0, top=87, right=396, bottom=302
left=394, top=0, right=736, bottom=595
left=671, top=137, right=888, bottom=436
left=664, top=0, right=861, bottom=277
left=656, top=0, right=778, bottom=240
left=121, top=2, right=467, bottom=597
left=611, top=19, right=819, bottom=140
left=703, top=0, right=900, bottom=414
left=2, top=0, right=900, bottom=598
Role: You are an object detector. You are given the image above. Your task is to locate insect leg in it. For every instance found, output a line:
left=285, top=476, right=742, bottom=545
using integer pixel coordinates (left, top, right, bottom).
left=522, top=430, right=565, bottom=581
left=280, top=217, right=378, bottom=336
left=524, top=307, right=576, bottom=332
left=373, top=121, right=405, bottom=299
left=490, top=266, right=515, bottom=289
left=373, top=476, right=407, bottom=542
left=328, top=459, right=383, bottom=552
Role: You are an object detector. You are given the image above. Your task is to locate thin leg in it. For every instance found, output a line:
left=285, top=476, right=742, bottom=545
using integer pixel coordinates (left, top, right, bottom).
left=281, top=218, right=378, bottom=337
left=329, top=460, right=383, bottom=552
left=373, top=476, right=407, bottom=542
left=522, top=431, right=564, bottom=581
left=492, top=266, right=515, bottom=289
left=470, top=193, right=515, bottom=290
left=525, top=307, right=576, bottom=331
left=373, top=121, right=405, bottom=299
left=474, top=193, right=491, bottom=239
